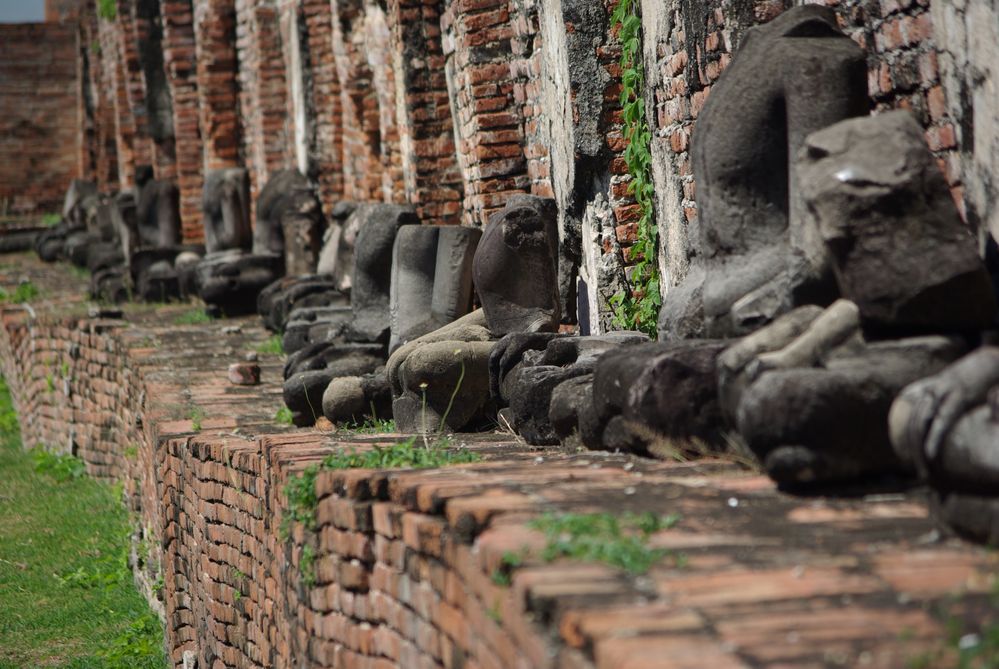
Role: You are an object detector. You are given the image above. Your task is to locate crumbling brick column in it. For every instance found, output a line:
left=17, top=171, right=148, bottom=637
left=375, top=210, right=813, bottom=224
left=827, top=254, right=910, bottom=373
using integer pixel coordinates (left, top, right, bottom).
left=114, top=0, right=156, bottom=176
left=80, top=6, right=121, bottom=191
left=301, top=0, right=343, bottom=218
left=386, top=0, right=464, bottom=225
left=99, top=14, right=141, bottom=189
left=440, top=0, right=536, bottom=226
left=193, top=0, right=241, bottom=172
left=238, top=0, right=290, bottom=210
left=161, top=0, right=206, bottom=241
left=330, top=0, right=405, bottom=204
left=134, top=0, right=179, bottom=180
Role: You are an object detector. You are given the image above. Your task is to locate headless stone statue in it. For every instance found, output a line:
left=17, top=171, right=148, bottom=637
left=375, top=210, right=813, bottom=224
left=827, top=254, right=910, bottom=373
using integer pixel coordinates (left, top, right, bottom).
left=196, top=167, right=286, bottom=315
left=659, top=5, right=868, bottom=339
left=389, top=225, right=481, bottom=353
left=472, top=195, right=561, bottom=336
left=202, top=168, right=252, bottom=254
left=253, top=168, right=323, bottom=275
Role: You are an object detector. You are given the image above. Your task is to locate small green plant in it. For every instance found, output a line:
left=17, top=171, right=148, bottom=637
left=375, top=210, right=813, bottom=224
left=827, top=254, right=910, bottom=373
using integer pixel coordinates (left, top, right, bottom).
left=0, top=281, right=41, bottom=304
left=491, top=550, right=526, bottom=587
left=347, top=417, right=396, bottom=434
left=907, top=580, right=999, bottom=669
left=255, top=334, right=284, bottom=355
left=300, top=544, right=317, bottom=588
left=124, top=444, right=139, bottom=460
left=281, top=438, right=479, bottom=537
left=608, top=0, right=661, bottom=338
left=282, top=466, right=320, bottom=535
left=487, top=600, right=503, bottom=624
left=322, top=437, right=480, bottom=471
left=60, top=361, right=70, bottom=378
left=188, top=406, right=205, bottom=431
left=45, top=373, right=55, bottom=393
left=529, top=511, right=681, bottom=574
left=151, top=575, right=164, bottom=596
left=42, top=213, right=61, bottom=226
left=32, top=446, right=86, bottom=482
left=90, top=39, right=101, bottom=55
left=95, top=612, right=167, bottom=669
left=70, top=265, right=90, bottom=280
left=275, top=406, right=294, bottom=426
left=97, top=0, right=117, bottom=21
left=173, top=309, right=212, bottom=325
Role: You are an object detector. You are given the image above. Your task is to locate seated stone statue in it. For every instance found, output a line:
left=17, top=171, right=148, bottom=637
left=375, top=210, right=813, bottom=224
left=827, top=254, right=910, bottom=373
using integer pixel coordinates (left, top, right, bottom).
left=721, top=109, right=996, bottom=485
left=720, top=301, right=967, bottom=485
left=385, top=195, right=563, bottom=433
left=322, top=223, right=482, bottom=426
left=36, top=179, right=97, bottom=262
left=257, top=201, right=357, bottom=344
left=659, top=5, right=868, bottom=339
left=253, top=168, right=323, bottom=276
left=889, top=348, right=999, bottom=544
left=282, top=204, right=417, bottom=425
left=194, top=168, right=284, bottom=315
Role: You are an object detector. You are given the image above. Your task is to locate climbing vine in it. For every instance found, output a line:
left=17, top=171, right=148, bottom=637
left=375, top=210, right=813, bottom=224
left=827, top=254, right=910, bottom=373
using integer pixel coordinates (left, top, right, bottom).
left=609, top=0, right=661, bottom=338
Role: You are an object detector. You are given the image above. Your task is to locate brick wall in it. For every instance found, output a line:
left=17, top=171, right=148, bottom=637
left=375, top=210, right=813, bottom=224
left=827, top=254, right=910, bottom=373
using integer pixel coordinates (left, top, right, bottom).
left=0, top=23, right=81, bottom=215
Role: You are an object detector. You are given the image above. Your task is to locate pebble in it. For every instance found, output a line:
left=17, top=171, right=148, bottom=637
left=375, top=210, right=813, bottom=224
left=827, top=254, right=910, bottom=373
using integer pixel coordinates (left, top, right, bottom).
left=228, top=361, right=260, bottom=385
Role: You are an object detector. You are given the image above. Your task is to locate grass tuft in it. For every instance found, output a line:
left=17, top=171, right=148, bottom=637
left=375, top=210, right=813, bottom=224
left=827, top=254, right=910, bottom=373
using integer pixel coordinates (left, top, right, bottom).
left=255, top=335, right=284, bottom=355
left=0, top=281, right=40, bottom=304
left=528, top=511, right=682, bottom=575
left=173, top=309, right=212, bottom=325
left=275, top=406, right=294, bottom=426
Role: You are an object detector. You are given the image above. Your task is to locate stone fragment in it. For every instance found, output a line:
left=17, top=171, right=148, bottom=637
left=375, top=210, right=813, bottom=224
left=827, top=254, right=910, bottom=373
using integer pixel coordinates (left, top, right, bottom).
left=591, top=339, right=726, bottom=454
left=659, top=5, right=867, bottom=338
left=387, top=310, right=495, bottom=433
left=497, top=332, right=649, bottom=445
left=799, top=110, right=996, bottom=332
left=228, top=361, right=260, bottom=385
left=472, top=195, right=561, bottom=336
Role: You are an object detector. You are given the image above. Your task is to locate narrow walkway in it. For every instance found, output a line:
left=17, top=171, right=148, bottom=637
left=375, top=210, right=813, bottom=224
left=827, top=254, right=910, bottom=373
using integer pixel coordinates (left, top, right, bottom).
left=0, top=253, right=994, bottom=669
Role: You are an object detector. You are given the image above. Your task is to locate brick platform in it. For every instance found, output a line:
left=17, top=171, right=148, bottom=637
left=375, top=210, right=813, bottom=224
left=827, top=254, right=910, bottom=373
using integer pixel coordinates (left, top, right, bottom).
left=0, top=253, right=994, bottom=669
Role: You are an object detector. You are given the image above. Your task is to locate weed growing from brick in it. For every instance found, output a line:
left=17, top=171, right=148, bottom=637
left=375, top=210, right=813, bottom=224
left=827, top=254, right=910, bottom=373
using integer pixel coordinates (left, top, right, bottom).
left=281, top=438, right=481, bottom=536
left=528, top=511, right=682, bottom=574
left=0, top=376, right=167, bottom=668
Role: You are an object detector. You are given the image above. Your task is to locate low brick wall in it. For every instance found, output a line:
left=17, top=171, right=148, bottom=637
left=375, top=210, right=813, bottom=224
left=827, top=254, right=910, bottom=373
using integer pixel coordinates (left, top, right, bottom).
left=0, top=256, right=995, bottom=669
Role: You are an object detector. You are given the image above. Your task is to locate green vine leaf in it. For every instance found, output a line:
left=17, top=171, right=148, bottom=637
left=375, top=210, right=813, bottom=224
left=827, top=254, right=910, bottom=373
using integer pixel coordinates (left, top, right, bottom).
left=610, top=0, right=661, bottom=339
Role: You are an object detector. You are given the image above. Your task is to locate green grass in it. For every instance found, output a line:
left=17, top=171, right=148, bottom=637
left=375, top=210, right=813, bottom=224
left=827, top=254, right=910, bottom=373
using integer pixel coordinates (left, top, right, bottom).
left=0, top=281, right=41, bottom=304
left=322, top=437, right=480, bottom=470
left=345, top=418, right=396, bottom=434
left=255, top=335, right=284, bottom=355
left=41, top=214, right=61, bottom=227
left=173, top=309, right=212, bottom=326
left=528, top=511, right=682, bottom=574
left=0, top=376, right=168, bottom=668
